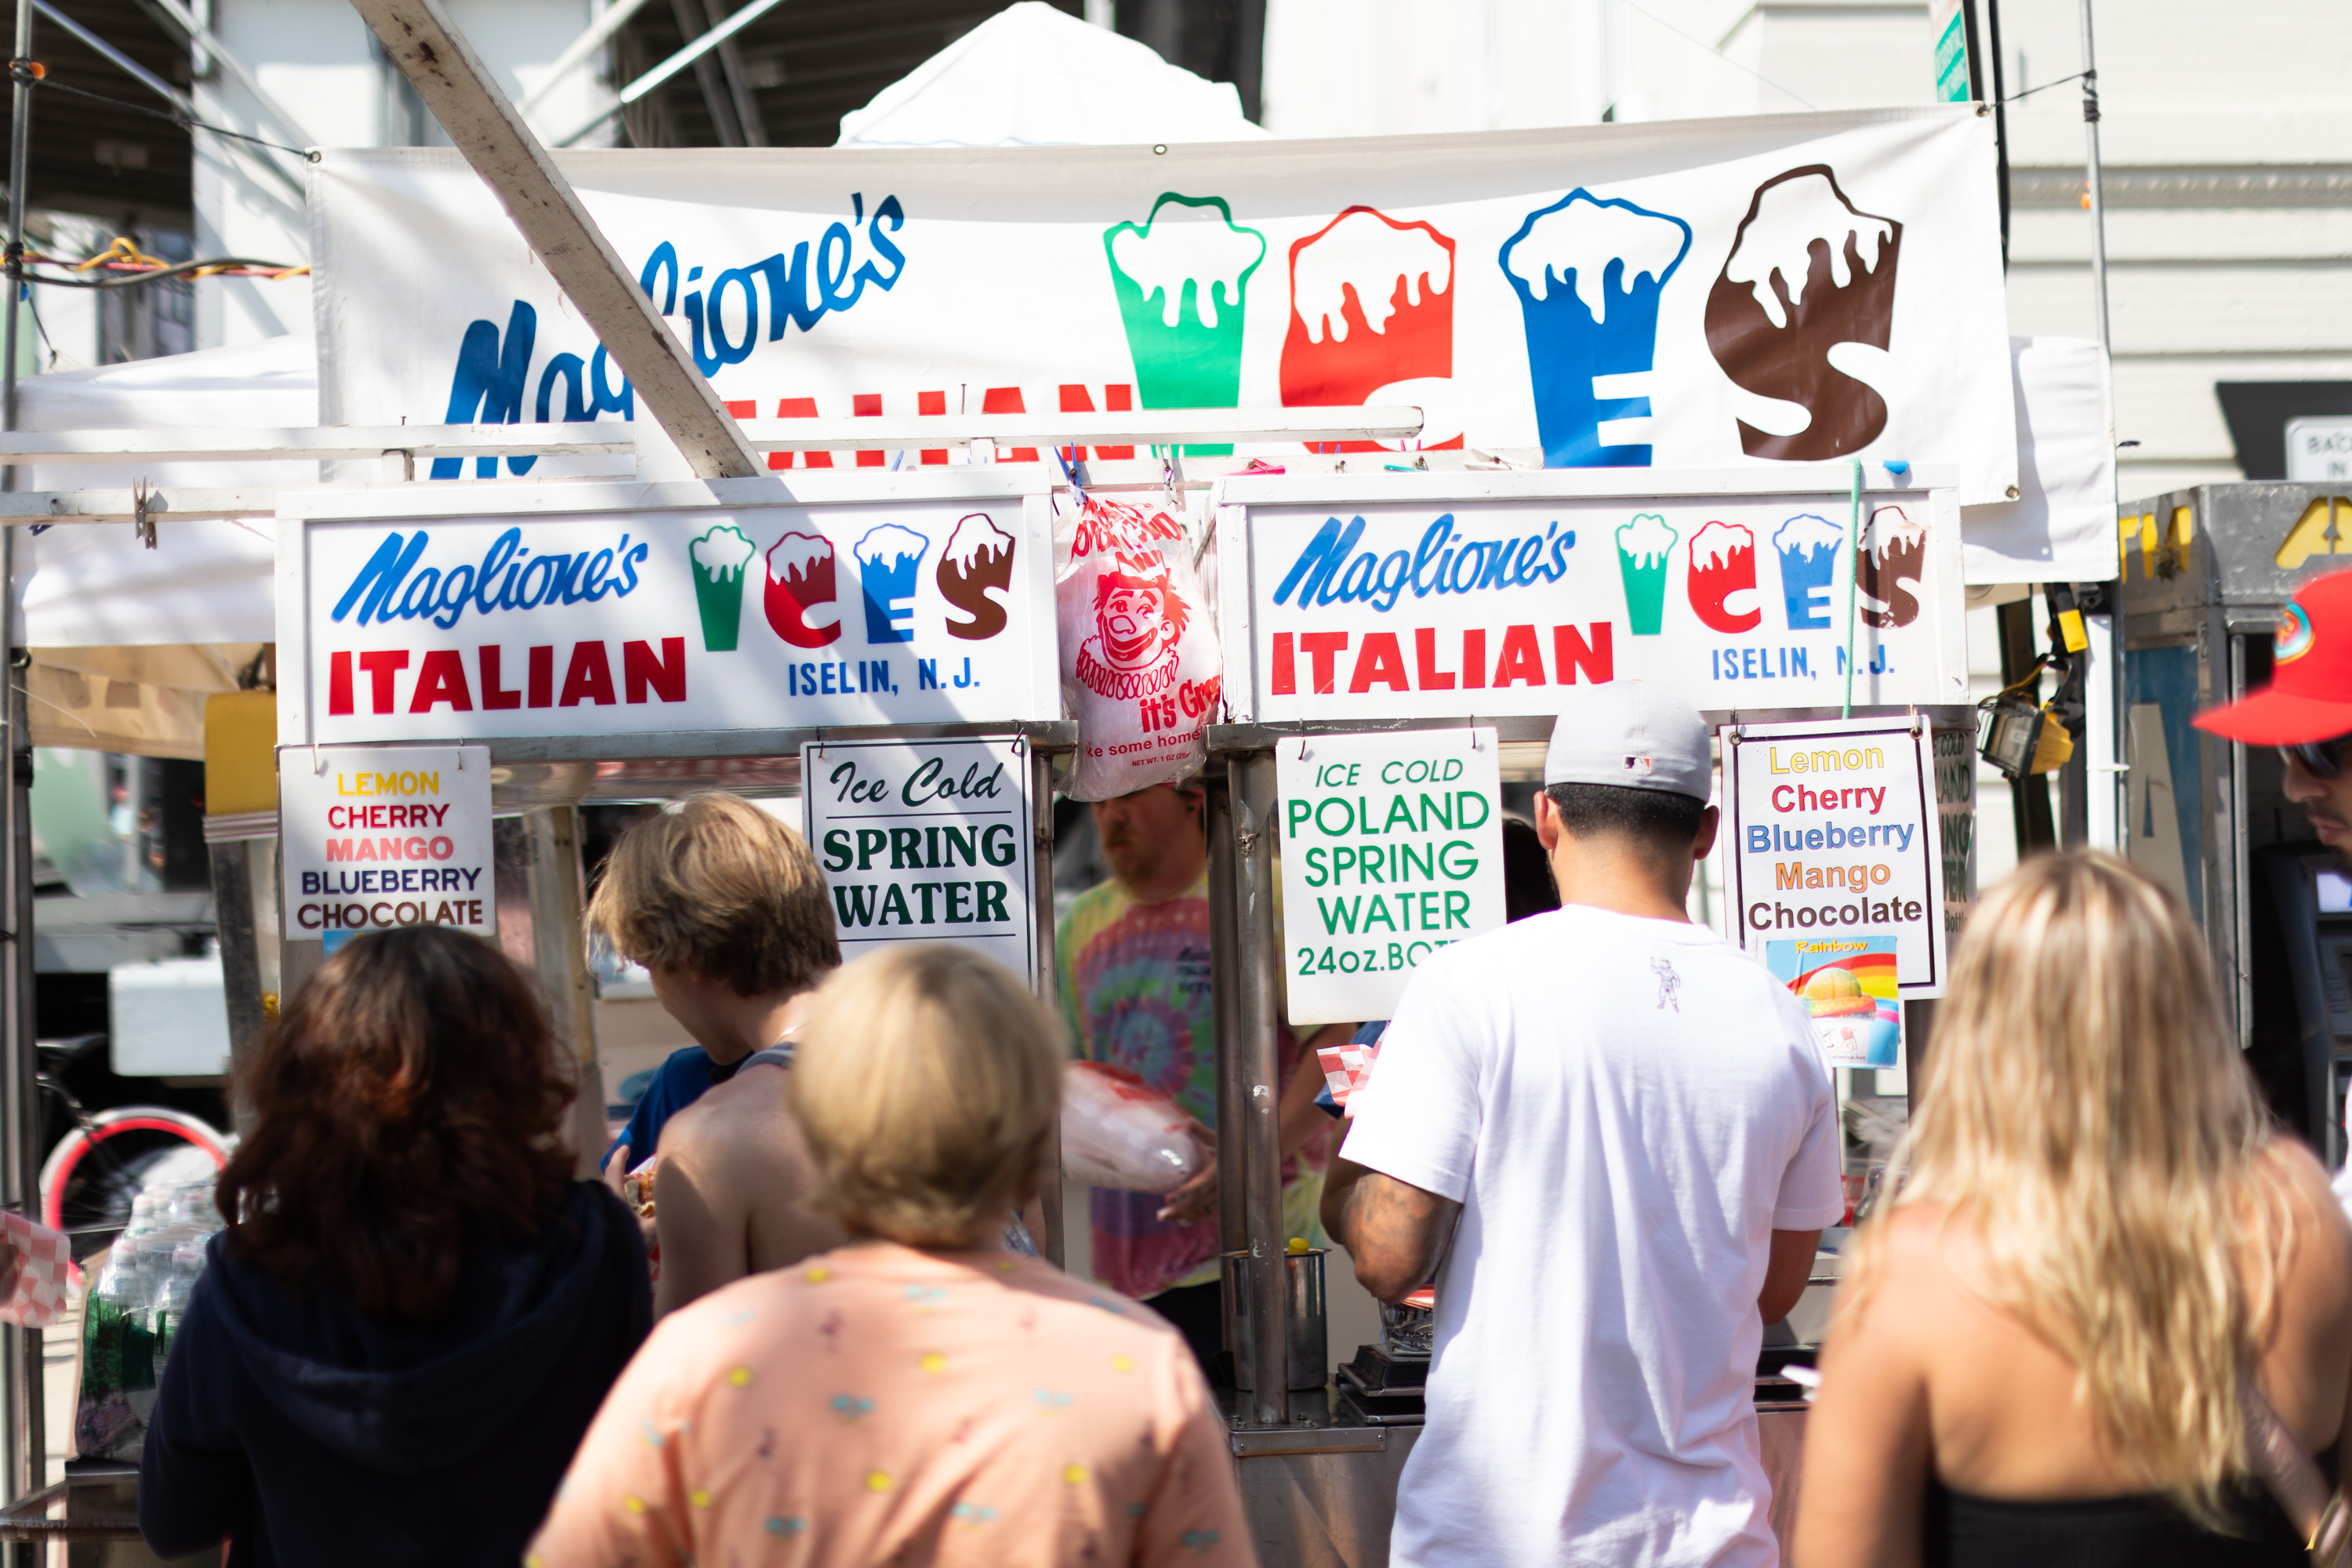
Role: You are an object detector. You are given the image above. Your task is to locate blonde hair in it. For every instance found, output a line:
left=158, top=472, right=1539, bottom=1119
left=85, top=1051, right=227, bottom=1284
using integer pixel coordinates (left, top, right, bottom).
left=1846, top=851, right=2285, bottom=1524
left=789, top=946, right=1062, bottom=1248
left=586, top=793, right=838, bottom=996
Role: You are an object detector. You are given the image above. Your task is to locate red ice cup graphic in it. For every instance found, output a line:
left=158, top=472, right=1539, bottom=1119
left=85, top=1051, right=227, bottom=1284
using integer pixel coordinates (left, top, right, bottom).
left=938, top=514, right=1016, bottom=641
left=1857, top=505, right=1928, bottom=629
left=764, top=532, right=842, bottom=648
left=1705, top=165, right=1904, bottom=462
left=1279, top=207, right=1457, bottom=451
left=1687, top=521, right=1762, bottom=634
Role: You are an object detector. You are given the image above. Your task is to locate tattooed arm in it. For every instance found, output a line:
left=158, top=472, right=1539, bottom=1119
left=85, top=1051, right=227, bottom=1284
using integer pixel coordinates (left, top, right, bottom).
left=1321, top=1152, right=1461, bottom=1303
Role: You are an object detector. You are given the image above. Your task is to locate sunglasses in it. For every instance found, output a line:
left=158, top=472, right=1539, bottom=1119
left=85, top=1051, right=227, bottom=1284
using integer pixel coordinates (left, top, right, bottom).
left=2284, top=738, right=2352, bottom=780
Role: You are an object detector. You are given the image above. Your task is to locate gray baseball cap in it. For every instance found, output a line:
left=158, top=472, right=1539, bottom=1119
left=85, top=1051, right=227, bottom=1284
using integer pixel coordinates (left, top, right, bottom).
left=1543, top=682, right=1713, bottom=801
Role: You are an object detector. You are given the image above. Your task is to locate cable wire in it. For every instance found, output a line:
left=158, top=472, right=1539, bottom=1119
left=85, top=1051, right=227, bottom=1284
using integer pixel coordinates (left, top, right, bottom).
left=1999, top=71, right=2090, bottom=105
left=15, top=66, right=317, bottom=162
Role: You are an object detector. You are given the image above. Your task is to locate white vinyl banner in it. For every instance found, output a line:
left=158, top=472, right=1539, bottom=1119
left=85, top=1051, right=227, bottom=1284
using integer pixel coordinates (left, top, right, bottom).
left=1276, top=728, right=1504, bottom=1025
left=279, top=744, right=495, bottom=949
left=309, top=108, right=2016, bottom=503
left=801, top=737, right=1036, bottom=984
left=1723, top=716, right=1947, bottom=998
left=1225, top=472, right=1966, bottom=723
left=278, top=485, right=1054, bottom=744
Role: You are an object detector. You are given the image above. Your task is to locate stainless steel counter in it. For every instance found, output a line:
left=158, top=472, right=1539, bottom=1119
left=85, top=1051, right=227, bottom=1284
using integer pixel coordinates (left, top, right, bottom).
left=1232, top=1378, right=1813, bottom=1566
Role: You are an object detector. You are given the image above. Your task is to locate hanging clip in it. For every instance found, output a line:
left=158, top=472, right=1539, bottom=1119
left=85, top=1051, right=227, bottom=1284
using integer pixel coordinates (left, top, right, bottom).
left=1052, top=444, right=1087, bottom=506
left=132, top=477, right=156, bottom=549
left=1011, top=734, right=1027, bottom=760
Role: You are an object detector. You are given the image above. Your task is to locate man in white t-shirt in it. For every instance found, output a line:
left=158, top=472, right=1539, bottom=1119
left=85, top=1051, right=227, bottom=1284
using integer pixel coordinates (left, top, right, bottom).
left=1324, top=681, right=1844, bottom=1568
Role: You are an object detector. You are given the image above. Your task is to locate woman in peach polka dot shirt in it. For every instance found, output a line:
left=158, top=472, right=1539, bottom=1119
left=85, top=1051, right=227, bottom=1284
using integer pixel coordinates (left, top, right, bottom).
left=530, top=946, right=1254, bottom=1568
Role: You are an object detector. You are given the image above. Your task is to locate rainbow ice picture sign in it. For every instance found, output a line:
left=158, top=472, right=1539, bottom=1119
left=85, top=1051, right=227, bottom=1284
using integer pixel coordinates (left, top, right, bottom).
left=1768, top=935, right=1901, bottom=1067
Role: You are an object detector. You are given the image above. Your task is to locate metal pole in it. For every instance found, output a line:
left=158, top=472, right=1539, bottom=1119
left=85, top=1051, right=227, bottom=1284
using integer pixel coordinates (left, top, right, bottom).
left=1983, top=0, right=2010, bottom=267
left=2078, top=0, right=2111, bottom=350
left=1, top=0, right=38, bottom=1507
left=1029, top=746, right=1063, bottom=1268
left=2077, top=0, right=2125, bottom=858
left=1230, top=752, right=1287, bottom=1425
left=1205, top=772, right=1245, bottom=1265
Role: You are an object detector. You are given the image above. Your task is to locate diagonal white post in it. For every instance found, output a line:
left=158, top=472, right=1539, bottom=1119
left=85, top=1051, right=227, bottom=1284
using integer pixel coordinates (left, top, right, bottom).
left=347, top=0, right=764, bottom=480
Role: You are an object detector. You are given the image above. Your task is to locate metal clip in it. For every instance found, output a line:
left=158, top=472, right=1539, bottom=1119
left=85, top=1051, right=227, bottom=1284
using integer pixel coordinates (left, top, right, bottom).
left=132, top=477, right=156, bottom=549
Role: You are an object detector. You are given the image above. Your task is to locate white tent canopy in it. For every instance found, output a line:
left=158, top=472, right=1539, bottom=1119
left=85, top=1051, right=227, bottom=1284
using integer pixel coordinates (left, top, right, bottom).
left=12, top=335, right=310, bottom=754
left=17, top=334, right=311, bottom=648
left=835, top=2, right=1270, bottom=148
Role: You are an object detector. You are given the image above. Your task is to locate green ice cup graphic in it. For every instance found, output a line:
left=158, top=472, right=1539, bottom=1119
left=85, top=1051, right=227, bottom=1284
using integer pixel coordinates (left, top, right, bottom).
left=1102, top=192, right=1266, bottom=456
left=1616, top=514, right=1678, bottom=637
left=690, top=524, right=757, bottom=652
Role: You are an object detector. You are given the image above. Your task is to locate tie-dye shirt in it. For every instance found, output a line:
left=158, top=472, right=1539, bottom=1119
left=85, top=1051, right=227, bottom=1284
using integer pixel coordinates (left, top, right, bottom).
left=1056, top=872, right=1329, bottom=1301
left=527, top=1244, right=1253, bottom=1568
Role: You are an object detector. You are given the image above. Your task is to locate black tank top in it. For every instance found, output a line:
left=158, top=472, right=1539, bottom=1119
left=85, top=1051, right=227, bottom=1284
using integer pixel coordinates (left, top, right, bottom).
left=1924, top=1446, right=2336, bottom=1568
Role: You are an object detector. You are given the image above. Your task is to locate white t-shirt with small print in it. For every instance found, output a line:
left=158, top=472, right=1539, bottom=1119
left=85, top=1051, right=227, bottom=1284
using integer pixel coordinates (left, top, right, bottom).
left=1343, top=904, right=1845, bottom=1568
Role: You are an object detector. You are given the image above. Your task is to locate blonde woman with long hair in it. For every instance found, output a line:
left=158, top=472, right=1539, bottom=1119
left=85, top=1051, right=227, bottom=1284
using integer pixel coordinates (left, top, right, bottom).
left=1795, top=852, right=2352, bottom=1568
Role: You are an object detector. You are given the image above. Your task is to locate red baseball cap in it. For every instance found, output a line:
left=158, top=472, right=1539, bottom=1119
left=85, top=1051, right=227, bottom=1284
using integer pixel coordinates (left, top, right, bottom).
left=2196, top=568, right=2352, bottom=745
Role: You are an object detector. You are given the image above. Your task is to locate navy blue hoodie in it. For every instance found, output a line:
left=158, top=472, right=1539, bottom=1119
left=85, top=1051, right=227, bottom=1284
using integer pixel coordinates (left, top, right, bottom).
left=139, top=1181, right=649, bottom=1568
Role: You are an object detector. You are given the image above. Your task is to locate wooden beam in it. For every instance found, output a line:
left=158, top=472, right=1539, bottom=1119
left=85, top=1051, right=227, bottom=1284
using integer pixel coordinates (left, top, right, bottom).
left=347, top=0, right=765, bottom=480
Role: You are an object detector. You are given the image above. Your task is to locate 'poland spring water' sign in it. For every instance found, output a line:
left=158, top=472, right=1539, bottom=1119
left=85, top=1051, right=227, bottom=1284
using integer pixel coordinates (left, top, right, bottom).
left=1277, top=728, right=1504, bottom=1025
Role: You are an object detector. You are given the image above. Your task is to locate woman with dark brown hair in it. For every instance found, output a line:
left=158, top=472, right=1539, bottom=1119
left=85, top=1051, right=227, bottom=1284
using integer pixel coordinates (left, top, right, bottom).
left=138, top=925, right=650, bottom=1568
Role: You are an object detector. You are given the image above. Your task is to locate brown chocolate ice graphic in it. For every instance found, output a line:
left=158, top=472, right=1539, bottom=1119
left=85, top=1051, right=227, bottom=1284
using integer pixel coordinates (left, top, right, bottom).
left=1857, top=505, right=1927, bottom=630
left=1705, top=165, right=1902, bottom=462
left=938, top=513, right=1017, bottom=641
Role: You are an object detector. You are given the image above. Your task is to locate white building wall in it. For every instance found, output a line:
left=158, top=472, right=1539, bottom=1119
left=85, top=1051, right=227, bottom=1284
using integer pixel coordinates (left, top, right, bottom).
left=187, top=0, right=616, bottom=349
left=1261, top=0, right=2352, bottom=503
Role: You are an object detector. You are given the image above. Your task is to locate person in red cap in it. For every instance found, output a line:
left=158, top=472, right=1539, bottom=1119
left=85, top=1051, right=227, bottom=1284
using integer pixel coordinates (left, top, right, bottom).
left=2197, top=568, right=2352, bottom=858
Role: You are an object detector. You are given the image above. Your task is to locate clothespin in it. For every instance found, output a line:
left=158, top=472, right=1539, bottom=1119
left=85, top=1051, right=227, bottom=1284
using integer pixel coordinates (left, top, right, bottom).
left=1052, top=444, right=1086, bottom=506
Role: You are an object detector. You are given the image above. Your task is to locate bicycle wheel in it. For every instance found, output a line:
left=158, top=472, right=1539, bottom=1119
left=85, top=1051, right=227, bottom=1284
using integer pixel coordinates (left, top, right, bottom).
left=41, top=1108, right=233, bottom=1257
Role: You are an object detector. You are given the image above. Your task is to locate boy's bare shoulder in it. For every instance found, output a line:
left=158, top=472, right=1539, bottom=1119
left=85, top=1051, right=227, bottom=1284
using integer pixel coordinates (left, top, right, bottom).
left=662, top=1063, right=809, bottom=1171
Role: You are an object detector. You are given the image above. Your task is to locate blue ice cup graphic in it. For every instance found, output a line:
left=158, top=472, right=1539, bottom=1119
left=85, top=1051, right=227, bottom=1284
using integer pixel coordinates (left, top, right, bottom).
left=1499, top=191, right=1692, bottom=468
left=854, top=523, right=930, bottom=644
left=1614, top=514, right=1678, bottom=636
left=1772, top=514, right=1845, bottom=631
left=689, top=523, right=757, bottom=652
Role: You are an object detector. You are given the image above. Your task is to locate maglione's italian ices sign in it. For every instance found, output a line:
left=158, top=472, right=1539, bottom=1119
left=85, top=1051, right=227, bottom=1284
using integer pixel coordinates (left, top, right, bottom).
left=314, top=108, right=2016, bottom=503
left=284, top=495, right=1057, bottom=742
left=1227, top=480, right=1966, bottom=721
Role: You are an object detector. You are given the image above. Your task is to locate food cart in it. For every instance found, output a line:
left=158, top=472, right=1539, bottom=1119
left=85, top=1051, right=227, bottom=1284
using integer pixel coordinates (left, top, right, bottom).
left=1197, top=460, right=1977, bottom=1564
left=2113, top=482, right=2352, bottom=1163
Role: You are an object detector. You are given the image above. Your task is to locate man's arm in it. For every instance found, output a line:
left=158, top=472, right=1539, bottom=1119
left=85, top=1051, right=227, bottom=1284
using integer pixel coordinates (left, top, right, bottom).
left=649, top=1105, right=749, bottom=1317
left=1156, top=1026, right=1351, bottom=1225
left=1321, top=1155, right=1460, bottom=1303
left=1761, top=1229, right=1820, bottom=1325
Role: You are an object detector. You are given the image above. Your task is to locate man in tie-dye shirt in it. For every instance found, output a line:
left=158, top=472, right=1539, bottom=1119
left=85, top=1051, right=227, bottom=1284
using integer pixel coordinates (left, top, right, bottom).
left=1056, top=782, right=1341, bottom=1372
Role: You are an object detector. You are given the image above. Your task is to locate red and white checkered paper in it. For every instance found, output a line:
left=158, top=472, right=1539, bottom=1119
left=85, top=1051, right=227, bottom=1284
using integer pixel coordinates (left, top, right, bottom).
left=0, top=1210, right=72, bottom=1326
left=1317, top=1040, right=1381, bottom=1115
